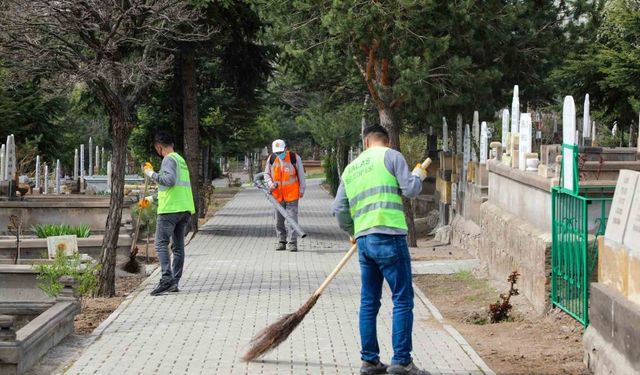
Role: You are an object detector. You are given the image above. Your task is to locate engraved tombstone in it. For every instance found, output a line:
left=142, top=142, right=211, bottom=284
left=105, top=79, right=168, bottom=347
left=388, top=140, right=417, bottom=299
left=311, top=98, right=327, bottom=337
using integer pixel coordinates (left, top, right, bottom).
left=519, top=114, right=532, bottom=171
left=606, top=170, right=639, bottom=244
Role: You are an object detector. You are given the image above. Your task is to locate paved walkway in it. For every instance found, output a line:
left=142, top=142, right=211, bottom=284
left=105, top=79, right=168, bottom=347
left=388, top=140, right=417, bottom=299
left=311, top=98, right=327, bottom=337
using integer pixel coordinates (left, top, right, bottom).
left=64, top=181, right=492, bottom=375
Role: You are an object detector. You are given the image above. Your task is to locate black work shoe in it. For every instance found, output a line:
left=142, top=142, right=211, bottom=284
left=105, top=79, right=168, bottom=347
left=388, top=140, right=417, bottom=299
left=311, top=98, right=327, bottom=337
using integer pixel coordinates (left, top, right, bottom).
left=150, top=281, right=173, bottom=296
left=360, top=360, right=388, bottom=374
left=275, top=241, right=287, bottom=251
left=167, top=284, right=179, bottom=293
left=387, top=361, right=431, bottom=375
left=288, top=242, right=298, bottom=252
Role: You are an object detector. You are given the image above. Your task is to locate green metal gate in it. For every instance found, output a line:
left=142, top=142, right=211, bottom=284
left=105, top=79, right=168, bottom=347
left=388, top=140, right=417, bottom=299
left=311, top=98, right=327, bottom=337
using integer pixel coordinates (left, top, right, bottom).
left=551, top=144, right=614, bottom=326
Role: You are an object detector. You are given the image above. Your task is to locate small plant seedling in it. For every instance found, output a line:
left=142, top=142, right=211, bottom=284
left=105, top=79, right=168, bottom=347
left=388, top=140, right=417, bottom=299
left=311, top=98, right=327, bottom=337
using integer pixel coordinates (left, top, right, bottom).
left=489, top=270, right=520, bottom=323
left=34, top=250, right=100, bottom=310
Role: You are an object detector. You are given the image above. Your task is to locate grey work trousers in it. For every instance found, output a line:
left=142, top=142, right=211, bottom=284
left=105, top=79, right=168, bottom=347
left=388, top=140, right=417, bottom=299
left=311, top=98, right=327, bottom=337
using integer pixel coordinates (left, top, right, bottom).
left=276, top=200, right=299, bottom=244
left=155, top=211, right=191, bottom=286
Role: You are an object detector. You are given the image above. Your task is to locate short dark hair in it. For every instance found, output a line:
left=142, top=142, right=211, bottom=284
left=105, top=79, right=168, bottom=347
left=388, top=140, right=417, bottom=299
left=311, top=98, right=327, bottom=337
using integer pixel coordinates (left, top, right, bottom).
left=154, top=131, right=174, bottom=147
left=363, top=124, right=389, bottom=143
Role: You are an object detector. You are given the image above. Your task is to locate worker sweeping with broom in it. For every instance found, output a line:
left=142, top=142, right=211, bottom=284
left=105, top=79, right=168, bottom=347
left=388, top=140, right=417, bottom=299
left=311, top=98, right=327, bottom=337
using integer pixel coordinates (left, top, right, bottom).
left=140, top=131, right=195, bottom=296
left=242, top=124, right=431, bottom=375
left=332, top=124, right=430, bottom=375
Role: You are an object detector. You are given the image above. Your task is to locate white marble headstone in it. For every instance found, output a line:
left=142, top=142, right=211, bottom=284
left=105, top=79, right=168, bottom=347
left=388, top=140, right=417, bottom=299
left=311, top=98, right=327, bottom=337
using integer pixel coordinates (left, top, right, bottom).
left=511, top=85, right=520, bottom=134
left=80, top=144, right=85, bottom=178
left=456, top=114, right=463, bottom=154
left=472, top=111, right=479, bottom=163
left=442, top=117, right=449, bottom=152
left=605, top=170, right=639, bottom=244
left=101, top=147, right=105, bottom=170
left=0, top=144, right=4, bottom=181
left=518, top=114, right=532, bottom=171
left=35, top=155, right=40, bottom=190
left=107, top=161, right=112, bottom=190
left=624, top=173, right=640, bottom=254
left=55, top=159, right=61, bottom=194
left=562, top=96, right=577, bottom=192
left=95, top=146, right=100, bottom=172
left=480, top=121, right=488, bottom=164
left=43, top=163, right=49, bottom=195
left=5, top=135, right=16, bottom=181
left=464, top=124, right=471, bottom=167
left=583, top=94, right=590, bottom=139
left=88, top=137, right=93, bottom=177
left=73, top=149, right=79, bottom=180
left=501, top=109, right=509, bottom=148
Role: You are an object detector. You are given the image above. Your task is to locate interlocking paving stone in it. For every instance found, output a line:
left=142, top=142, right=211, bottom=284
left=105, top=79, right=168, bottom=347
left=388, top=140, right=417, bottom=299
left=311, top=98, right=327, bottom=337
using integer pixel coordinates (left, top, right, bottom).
left=64, top=181, right=492, bottom=375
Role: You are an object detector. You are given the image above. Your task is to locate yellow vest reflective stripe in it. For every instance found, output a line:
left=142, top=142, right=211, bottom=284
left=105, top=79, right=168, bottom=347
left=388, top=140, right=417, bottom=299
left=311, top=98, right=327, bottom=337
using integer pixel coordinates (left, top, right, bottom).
left=342, top=147, right=407, bottom=236
left=157, top=153, right=196, bottom=215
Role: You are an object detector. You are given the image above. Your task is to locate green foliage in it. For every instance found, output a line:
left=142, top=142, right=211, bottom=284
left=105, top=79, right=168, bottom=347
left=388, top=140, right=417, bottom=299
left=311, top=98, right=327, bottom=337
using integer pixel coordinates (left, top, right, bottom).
left=34, top=250, right=100, bottom=303
left=552, top=0, right=636, bottom=132
left=323, top=153, right=340, bottom=196
left=400, top=135, right=427, bottom=168
left=32, top=224, right=91, bottom=239
left=132, top=200, right=158, bottom=238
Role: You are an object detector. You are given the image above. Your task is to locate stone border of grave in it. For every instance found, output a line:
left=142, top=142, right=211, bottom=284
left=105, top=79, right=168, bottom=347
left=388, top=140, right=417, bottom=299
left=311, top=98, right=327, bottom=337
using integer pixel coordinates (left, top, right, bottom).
left=0, top=276, right=80, bottom=375
left=0, top=235, right=133, bottom=263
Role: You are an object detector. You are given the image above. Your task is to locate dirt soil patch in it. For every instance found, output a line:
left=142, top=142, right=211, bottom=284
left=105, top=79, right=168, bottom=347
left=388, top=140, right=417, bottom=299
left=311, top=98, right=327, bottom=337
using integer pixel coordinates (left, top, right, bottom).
left=74, top=275, right=145, bottom=335
left=415, top=272, right=589, bottom=375
left=411, top=238, right=474, bottom=261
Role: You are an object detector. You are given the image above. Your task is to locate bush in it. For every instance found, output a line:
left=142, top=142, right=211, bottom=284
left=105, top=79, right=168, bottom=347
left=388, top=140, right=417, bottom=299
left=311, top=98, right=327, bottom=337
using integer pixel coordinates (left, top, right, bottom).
left=32, top=224, right=91, bottom=238
left=34, top=250, right=100, bottom=308
left=131, top=199, right=158, bottom=238
left=323, top=153, right=340, bottom=196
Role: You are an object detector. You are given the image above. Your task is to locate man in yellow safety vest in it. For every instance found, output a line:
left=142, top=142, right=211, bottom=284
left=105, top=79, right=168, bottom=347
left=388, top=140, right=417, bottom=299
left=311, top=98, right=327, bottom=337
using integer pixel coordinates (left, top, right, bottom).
left=142, top=131, right=195, bottom=296
left=332, top=125, right=430, bottom=375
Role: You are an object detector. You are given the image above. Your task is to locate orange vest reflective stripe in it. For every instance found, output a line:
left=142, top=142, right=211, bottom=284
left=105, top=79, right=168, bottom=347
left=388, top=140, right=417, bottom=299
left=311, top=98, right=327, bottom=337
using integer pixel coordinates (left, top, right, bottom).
left=270, top=151, right=300, bottom=202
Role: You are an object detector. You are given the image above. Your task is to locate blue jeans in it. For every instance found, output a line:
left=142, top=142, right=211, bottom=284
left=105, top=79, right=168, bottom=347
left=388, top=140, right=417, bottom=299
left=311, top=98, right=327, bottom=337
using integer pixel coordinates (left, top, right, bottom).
left=357, top=233, right=414, bottom=366
left=155, top=212, right=191, bottom=286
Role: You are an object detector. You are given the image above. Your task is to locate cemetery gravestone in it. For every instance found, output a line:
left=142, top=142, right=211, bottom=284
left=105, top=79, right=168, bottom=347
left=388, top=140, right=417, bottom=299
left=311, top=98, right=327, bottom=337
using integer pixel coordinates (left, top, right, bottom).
left=511, top=85, right=520, bottom=134
left=605, top=170, right=638, bottom=244
left=442, top=117, right=449, bottom=152
left=480, top=121, right=488, bottom=164
left=583, top=94, right=591, bottom=139
left=519, top=114, right=532, bottom=171
left=472, top=111, right=479, bottom=163
left=501, top=109, right=509, bottom=149
left=5, top=134, right=16, bottom=181
left=456, top=114, right=463, bottom=154
left=562, top=96, right=577, bottom=192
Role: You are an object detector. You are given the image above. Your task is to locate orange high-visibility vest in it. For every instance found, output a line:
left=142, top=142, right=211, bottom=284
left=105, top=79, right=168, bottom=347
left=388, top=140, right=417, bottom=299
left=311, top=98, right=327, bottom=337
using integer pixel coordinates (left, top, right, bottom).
left=270, top=151, right=300, bottom=203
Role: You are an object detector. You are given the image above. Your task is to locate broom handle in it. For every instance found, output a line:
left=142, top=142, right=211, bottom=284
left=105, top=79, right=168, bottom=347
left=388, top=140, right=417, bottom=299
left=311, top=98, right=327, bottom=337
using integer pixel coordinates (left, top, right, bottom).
left=130, top=175, right=149, bottom=253
left=313, top=243, right=358, bottom=297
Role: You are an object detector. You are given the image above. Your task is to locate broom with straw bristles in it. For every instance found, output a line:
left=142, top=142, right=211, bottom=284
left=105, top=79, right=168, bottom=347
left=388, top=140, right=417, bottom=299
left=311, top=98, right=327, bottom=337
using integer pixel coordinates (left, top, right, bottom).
left=242, top=242, right=358, bottom=362
left=241, top=157, right=432, bottom=362
left=122, top=175, right=149, bottom=274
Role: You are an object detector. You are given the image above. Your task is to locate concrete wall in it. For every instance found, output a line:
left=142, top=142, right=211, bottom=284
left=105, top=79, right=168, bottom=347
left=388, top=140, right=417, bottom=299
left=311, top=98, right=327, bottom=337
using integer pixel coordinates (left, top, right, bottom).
left=487, top=161, right=553, bottom=232
left=584, top=283, right=640, bottom=375
left=0, top=266, right=53, bottom=304
left=0, top=235, right=132, bottom=261
left=480, top=201, right=552, bottom=313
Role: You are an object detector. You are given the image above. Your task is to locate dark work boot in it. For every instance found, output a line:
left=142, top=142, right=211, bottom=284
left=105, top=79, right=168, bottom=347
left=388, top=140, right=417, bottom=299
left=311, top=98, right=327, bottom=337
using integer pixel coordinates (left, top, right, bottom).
left=360, top=360, right=388, bottom=374
left=150, top=280, right=174, bottom=296
left=275, top=241, right=287, bottom=251
left=387, top=361, right=431, bottom=375
left=288, top=242, right=298, bottom=252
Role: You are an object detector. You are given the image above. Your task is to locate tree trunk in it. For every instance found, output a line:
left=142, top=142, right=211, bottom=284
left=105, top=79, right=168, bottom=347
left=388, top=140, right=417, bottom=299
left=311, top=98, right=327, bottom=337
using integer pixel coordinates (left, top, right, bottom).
left=181, top=47, right=203, bottom=227
left=378, top=105, right=418, bottom=247
left=97, top=117, right=130, bottom=297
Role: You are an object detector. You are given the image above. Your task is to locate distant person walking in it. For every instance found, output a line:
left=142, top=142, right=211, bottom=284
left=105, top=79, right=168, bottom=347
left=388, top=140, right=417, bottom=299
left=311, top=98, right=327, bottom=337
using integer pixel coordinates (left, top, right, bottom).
left=142, top=131, right=195, bottom=296
left=264, top=139, right=306, bottom=252
left=332, top=125, right=430, bottom=375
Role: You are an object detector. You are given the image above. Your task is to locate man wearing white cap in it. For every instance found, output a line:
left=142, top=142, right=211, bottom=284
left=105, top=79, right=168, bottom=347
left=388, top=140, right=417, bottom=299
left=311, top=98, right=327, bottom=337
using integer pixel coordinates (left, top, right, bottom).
left=264, top=139, right=306, bottom=251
